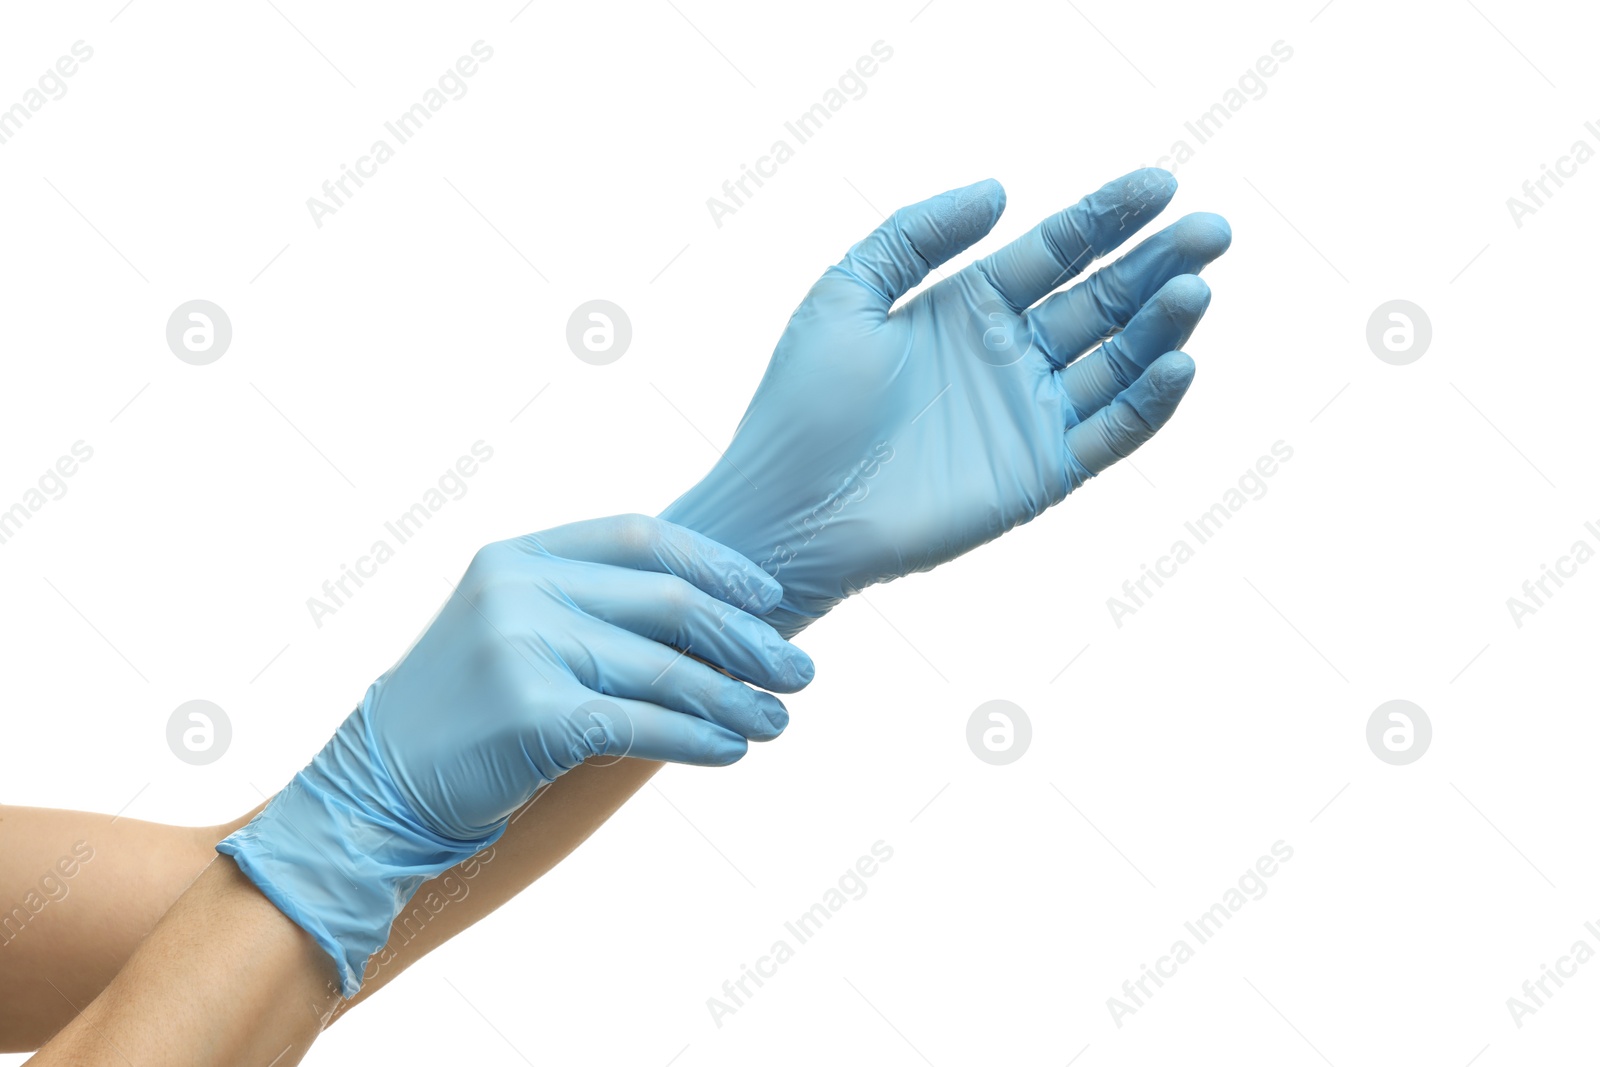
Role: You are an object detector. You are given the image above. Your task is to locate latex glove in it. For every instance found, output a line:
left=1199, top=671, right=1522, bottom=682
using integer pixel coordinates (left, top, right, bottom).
left=661, top=169, right=1230, bottom=636
left=219, top=515, right=812, bottom=995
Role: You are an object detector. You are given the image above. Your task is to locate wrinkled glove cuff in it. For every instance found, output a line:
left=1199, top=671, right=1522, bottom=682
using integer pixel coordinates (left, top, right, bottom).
left=217, top=704, right=501, bottom=997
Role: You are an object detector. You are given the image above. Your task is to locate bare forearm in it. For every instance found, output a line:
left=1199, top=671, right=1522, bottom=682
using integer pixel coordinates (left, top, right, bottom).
left=0, top=804, right=250, bottom=1051
left=1, top=760, right=658, bottom=1046
left=27, top=855, right=338, bottom=1067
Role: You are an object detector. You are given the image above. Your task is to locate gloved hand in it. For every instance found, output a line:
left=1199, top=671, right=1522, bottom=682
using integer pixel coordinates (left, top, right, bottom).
left=219, top=515, right=813, bottom=995
left=661, top=169, right=1230, bottom=636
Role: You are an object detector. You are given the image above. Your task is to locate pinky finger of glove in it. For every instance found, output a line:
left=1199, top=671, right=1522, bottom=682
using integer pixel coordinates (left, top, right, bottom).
left=563, top=691, right=750, bottom=769
left=1063, top=350, right=1196, bottom=485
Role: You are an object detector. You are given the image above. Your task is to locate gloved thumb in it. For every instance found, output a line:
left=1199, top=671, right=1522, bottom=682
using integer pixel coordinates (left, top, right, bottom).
left=825, top=178, right=1006, bottom=312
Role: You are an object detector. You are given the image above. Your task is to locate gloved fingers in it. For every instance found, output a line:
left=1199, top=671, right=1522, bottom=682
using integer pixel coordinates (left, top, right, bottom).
left=525, top=514, right=782, bottom=617
left=574, top=628, right=789, bottom=742
left=1063, top=351, right=1196, bottom=481
left=1054, top=275, right=1210, bottom=420
left=1027, top=212, right=1232, bottom=367
left=556, top=691, right=750, bottom=767
left=569, top=569, right=814, bottom=693
left=821, top=178, right=1007, bottom=313
left=972, top=168, right=1177, bottom=313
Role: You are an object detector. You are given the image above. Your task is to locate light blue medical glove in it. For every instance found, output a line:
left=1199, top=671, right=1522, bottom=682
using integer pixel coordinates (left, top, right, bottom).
left=219, top=515, right=813, bottom=995
left=661, top=169, right=1231, bottom=636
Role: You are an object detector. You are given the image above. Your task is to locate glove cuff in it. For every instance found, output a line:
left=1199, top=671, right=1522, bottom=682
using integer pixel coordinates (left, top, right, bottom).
left=659, top=489, right=834, bottom=639
left=217, top=702, right=501, bottom=997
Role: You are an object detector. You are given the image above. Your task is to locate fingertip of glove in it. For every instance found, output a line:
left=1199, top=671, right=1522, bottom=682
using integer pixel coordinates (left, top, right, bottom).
left=1158, top=274, right=1212, bottom=317
left=786, top=646, right=816, bottom=689
left=758, top=692, right=791, bottom=734
left=714, top=733, right=750, bottom=765
left=1175, top=211, right=1232, bottom=258
left=754, top=574, right=784, bottom=614
left=932, top=179, right=1007, bottom=248
left=1107, top=167, right=1177, bottom=204
left=1152, top=350, right=1197, bottom=392
left=971, top=177, right=1006, bottom=212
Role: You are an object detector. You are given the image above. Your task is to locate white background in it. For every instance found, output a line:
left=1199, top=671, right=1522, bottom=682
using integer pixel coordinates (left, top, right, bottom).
left=2, top=1, right=1597, bottom=1063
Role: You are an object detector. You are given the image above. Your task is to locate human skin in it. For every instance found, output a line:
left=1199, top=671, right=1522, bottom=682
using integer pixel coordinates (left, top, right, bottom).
left=26, top=854, right=340, bottom=1067
left=0, top=761, right=659, bottom=1049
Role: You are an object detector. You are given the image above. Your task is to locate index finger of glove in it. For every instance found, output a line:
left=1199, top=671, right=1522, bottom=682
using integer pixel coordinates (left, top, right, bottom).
left=526, top=514, right=783, bottom=617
